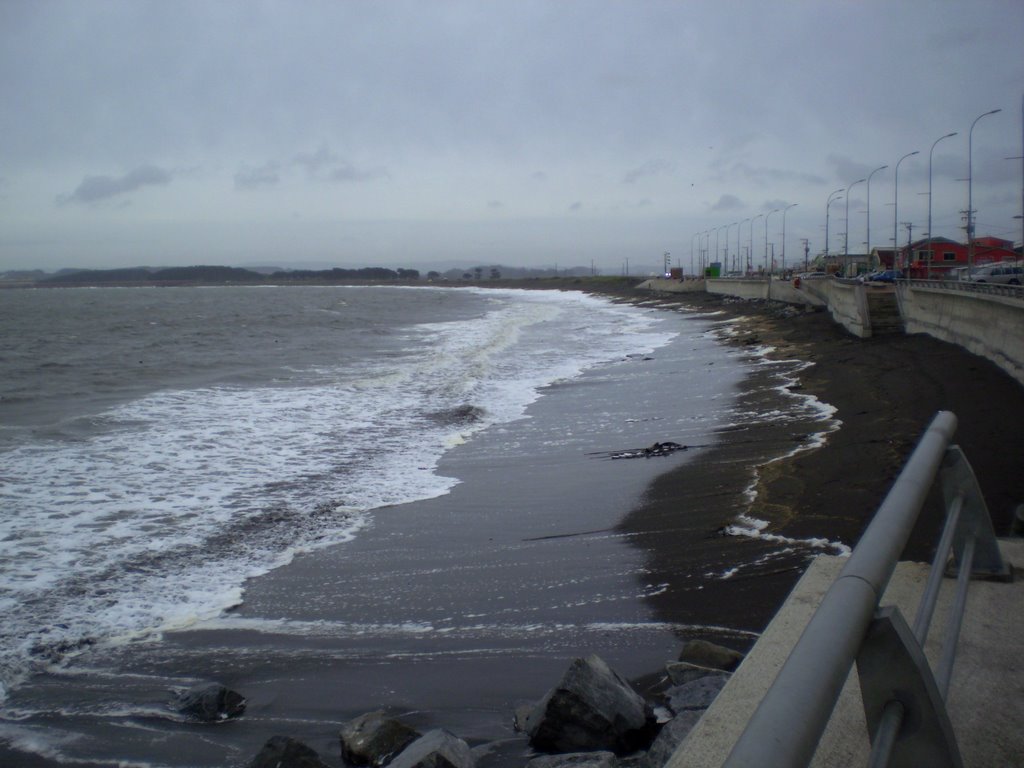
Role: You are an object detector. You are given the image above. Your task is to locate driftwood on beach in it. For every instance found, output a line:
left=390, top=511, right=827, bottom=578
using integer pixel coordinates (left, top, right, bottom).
left=589, top=441, right=700, bottom=460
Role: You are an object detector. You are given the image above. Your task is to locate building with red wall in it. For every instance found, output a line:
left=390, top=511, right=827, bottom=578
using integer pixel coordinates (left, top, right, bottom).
left=899, top=235, right=1018, bottom=278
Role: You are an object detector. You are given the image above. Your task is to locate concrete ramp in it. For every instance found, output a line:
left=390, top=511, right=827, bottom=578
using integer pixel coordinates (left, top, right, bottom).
left=667, top=540, right=1024, bottom=768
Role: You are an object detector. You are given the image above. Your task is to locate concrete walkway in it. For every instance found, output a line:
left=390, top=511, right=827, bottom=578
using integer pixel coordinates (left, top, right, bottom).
left=667, top=539, right=1024, bottom=767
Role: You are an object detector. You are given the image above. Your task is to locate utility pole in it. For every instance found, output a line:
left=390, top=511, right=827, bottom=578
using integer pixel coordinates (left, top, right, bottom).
left=800, top=239, right=810, bottom=272
left=902, top=222, right=914, bottom=272
left=909, top=222, right=917, bottom=270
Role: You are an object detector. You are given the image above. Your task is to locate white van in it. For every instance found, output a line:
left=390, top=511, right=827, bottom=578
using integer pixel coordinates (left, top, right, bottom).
left=966, top=262, right=1023, bottom=285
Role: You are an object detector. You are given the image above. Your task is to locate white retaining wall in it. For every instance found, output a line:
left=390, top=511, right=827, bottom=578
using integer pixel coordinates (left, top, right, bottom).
left=896, top=282, right=1024, bottom=386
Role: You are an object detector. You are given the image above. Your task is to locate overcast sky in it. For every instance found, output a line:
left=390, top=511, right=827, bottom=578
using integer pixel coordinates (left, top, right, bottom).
left=1, top=0, right=1022, bottom=273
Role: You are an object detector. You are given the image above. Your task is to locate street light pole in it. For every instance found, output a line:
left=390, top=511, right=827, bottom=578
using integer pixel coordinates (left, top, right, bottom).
left=865, top=165, right=888, bottom=270
left=765, top=209, right=780, bottom=273
left=781, top=203, right=797, bottom=273
left=967, top=108, right=1002, bottom=271
left=738, top=218, right=751, bottom=273
left=894, top=150, right=919, bottom=272
left=749, top=214, right=764, bottom=273
left=725, top=222, right=738, bottom=271
left=927, top=131, right=958, bottom=280
left=714, top=225, right=724, bottom=272
left=844, top=178, right=866, bottom=267
left=825, top=188, right=844, bottom=261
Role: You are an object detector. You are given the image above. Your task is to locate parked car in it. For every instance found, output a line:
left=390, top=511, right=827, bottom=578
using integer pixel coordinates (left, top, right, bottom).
left=966, top=263, right=1023, bottom=285
left=862, top=269, right=903, bottom=283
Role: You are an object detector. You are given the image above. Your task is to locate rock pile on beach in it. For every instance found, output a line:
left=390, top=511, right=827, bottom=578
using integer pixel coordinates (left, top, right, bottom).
left=244, top=640, right=745, bottom=768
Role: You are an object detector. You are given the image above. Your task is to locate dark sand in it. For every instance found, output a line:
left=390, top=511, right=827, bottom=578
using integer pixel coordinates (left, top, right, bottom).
left=594, top=282, right=1024, bottom=636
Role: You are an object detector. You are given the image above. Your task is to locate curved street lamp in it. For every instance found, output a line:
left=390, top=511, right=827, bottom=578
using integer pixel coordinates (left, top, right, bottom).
left=893, top=150, right=919, bottom=271
left=967, top=108, right=1002, bottom=270
left=865, top=165, right=888, bottom=269
left=844, top=178, right=866, bottom=260
left=927, top=132, right=958, bottom=279
left=781, top=203, right=798, bottom=273
left=725, top=221, right=738, bottom=271
left=738, top=218, right=751, bottom=274
left=825, top=188, right=844, bottom=260
left=749, top=214, right=764, bottom=273
left=714, top=225, right=726, bottom=271
left=765, top=209, right=780, bottom=272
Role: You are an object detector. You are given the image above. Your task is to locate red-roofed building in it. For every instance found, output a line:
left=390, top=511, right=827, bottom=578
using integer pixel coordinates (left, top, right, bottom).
left=899, top=236, right=1018, bottom=278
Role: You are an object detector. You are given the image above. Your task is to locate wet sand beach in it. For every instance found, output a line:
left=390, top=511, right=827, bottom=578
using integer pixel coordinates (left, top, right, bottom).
left=603, top=284, right=1024, bottom=636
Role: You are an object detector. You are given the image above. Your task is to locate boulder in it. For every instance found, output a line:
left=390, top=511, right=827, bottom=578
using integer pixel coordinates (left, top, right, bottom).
left=526, top=654, right=658, bottom=755
left=514, top=701, right=539, bottom=733
left=638, top=711, right=704, bottom=768
left=665, top=661, right=726, bottom=686
left=677, top=640, right=744, bottom=672
left=526, top=751, right=618, bottom=768
left=175, top=682, right=246, bottom=722
left=248, top=735, right=330, bottom=768
left=341, top=710, right=421, bottom=767
left=665, top=674, right=729, bottom=713
left=387, top=729, right=475, bottom=768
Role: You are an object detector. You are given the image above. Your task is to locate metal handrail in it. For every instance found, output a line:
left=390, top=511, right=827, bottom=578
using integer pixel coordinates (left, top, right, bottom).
left=903, top=279, right=1024, bottom=300
left=723, top=411, right=1010, bottom=768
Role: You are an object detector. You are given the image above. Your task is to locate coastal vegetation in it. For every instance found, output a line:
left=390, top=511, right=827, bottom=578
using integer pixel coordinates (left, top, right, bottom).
left=0, top=263, right=604, bottom=287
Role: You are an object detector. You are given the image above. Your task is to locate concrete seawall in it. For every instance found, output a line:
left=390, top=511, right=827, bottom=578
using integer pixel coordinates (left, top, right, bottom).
left=896, top=281, right=1024, bottom=386
left=641, top=277, right=1024, bottom=385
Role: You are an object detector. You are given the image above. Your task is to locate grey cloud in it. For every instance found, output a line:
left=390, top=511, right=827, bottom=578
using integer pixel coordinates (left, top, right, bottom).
left=58, top=165, right=171, bottom=204
left=292, top=145, right=340, bottom=175
left=569, top=201, right=582, bottom=212
left=826, top=154, right=875, bottom=184
left=234, top=162, right=280, bottom=189
left=328, top=163, right=388, bottom=183
left=762, top=199, right=791, bottom=211
left=622, top=159, right=674, bottom=184
left=710, top=194, right=744, bottom=212
left=293, top=144, right=386, bottom=183
left=488, top=200, right=503, bottom=209
left=713, top=162, right=826, bottom=186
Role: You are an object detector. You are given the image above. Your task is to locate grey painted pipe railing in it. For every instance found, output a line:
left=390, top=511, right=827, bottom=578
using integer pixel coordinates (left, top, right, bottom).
left=723, top=410, right=1010, bottom=768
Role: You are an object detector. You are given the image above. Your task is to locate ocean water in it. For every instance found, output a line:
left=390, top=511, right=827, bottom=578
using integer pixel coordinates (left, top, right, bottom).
left=0, top=285, right=839, bottom=766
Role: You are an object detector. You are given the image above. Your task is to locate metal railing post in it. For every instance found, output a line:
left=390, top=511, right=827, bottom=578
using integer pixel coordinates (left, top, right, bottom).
left=723, top=411, right=958, bottom=768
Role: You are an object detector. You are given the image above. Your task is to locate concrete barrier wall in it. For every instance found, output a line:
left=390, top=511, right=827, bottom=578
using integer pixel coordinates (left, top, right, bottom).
left=824, top=280, right=871, bottom=338
left=896, top=282, right=1024, bottom=385
left=638, top=277, right=1023, bottom=385
left=707, top=277, right=870, bottom=336
left=706, top=278, right=769, bottom=300
left=635, top=278, right=706, bottom=293
left=768, top=280, right=827, bottom=307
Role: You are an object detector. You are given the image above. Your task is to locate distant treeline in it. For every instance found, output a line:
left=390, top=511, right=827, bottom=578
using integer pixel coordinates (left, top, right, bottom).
left=40, top=265, right=422, bottom=284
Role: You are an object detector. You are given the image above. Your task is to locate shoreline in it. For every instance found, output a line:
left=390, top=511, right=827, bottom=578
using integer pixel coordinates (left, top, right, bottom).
left=590, top=285, right=1024, bottom=640
left=3, top=282, right=1022, bottom=767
